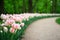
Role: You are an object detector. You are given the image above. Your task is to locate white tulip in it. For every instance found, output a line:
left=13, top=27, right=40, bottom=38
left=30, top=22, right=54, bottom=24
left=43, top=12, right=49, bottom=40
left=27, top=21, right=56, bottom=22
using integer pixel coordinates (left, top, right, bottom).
left=20, top=23, right=25, bottom=27
left=3, top=27, right=8, bottom=32
left=1, top=23, right=6, bottom=26
left=0, top=30, right=3, bottom=33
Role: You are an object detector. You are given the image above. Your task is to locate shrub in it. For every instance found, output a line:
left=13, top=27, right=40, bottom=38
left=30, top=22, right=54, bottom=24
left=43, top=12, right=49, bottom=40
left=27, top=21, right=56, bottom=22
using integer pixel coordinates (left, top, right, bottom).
left=56, top=17, right=60, bottom=24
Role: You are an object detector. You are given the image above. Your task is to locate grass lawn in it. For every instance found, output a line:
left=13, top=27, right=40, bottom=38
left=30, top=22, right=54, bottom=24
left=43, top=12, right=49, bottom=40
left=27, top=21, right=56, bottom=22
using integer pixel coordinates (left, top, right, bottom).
left=56, top=17, right=60, bottom=24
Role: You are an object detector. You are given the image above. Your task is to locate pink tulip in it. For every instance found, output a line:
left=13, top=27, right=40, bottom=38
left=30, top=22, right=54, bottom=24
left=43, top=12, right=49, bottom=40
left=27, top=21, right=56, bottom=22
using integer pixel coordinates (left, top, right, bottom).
left=10, top=28, right=15, bottom=33
left=16, top=17, right=23, bottom=22
left=1, top=14, right=9, bottom=20
left=5, top=19, right=15, bottom=26
left=11, top=16, right=16, bottom=20
left=12, top=23, right=21, bottom=30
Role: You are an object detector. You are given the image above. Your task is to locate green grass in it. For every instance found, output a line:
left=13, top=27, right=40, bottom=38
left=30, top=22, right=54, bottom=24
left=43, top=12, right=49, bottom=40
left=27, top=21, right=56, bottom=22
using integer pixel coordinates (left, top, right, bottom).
left=56, top=17, right=60, bottom=24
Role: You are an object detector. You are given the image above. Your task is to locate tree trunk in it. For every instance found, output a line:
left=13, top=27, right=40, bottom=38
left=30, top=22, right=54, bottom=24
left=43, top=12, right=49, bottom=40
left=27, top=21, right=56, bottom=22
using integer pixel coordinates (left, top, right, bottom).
left=28, top=0, right=33, bottom=13
left=23, top=0, right=26, bottom=13
left=51, top=0, right=57, bottom=13
left=44, top=1, right=48, bottom=13
left=32, top=0, right=38, bottom=12
left=0, top=0, right=4, bottom=14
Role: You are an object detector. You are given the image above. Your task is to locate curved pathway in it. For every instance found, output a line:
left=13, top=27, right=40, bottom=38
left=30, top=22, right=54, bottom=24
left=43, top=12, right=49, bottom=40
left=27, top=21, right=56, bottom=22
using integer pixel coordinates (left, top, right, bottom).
left=22, top=17, right=60, bottom=40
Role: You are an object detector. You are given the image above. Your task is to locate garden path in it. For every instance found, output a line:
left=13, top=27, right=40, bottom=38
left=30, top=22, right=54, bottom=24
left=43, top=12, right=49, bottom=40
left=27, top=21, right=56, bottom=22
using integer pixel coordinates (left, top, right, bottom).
left=22, top=17, right=60, bottom=40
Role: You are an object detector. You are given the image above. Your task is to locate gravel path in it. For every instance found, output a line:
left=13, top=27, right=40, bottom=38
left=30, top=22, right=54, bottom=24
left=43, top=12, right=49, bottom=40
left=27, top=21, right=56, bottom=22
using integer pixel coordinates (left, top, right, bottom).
left=21, top=17, right=60, bottom=40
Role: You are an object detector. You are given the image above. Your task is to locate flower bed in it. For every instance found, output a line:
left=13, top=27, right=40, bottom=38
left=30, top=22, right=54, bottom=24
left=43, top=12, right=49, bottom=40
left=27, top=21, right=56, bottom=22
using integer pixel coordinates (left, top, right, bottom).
left=0, top=14, right=60, bottom=40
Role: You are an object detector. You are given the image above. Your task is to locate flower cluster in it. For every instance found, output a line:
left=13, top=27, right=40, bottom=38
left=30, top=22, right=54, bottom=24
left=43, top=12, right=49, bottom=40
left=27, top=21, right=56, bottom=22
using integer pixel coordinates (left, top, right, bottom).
left=0, top=14, right=37, bottom=33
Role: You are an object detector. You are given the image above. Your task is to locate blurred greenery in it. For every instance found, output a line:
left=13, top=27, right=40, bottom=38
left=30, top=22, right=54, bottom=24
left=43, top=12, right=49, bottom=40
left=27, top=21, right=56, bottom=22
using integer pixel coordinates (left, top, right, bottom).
left=56, top=17, right=60, bottom=24
left=3, top=0, right=60, bottom=13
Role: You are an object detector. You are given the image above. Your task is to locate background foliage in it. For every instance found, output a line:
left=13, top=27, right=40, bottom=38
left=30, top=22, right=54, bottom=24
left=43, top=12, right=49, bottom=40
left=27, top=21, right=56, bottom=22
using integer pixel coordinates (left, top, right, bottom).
left=3, top=0, right=60, bottom=13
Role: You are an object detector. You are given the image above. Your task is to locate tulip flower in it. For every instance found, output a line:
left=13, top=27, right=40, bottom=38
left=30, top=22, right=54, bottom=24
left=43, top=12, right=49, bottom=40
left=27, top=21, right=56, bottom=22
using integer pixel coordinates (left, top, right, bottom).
left=10, top=28, right=15, bottom=33
left=11, top=23, right=21, bottom=30
left=20, top=23, right=25, bottom=27
left=3, top=27, right=8, bottom=32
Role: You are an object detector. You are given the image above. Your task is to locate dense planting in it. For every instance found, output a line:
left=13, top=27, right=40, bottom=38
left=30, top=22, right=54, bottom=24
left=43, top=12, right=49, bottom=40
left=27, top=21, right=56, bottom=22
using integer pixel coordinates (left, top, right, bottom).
left=0, top=14, right=60, bottom=40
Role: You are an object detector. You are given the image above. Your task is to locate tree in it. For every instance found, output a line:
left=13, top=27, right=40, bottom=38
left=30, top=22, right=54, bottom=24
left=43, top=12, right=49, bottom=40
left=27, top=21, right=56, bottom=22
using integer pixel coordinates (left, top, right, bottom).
left=28, top=0, right=33, bottom=13
left=51, top=0, right=57, bottom=13
left=23, top=0, right=26, bottom=13
left=0, top=0, right=4, bottom=14
left=32, top=0, right=38, bottom=13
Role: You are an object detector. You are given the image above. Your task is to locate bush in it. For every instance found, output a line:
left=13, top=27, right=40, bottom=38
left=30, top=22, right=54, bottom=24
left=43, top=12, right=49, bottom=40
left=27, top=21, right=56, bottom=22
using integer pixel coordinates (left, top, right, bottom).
left=56, top=17, right=60, bottom=24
